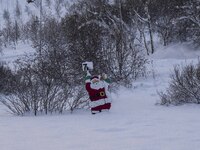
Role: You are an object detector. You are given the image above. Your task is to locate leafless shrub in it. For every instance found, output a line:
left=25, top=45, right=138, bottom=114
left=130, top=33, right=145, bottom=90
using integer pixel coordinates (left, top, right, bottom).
left=159, top=62, right=200, bottom=105
left=0, top=53, right=88, bottom=116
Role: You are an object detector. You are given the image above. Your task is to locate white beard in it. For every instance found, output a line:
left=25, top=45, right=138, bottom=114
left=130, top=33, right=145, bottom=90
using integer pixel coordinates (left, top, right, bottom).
left=90, top=81, right=104, bottom=90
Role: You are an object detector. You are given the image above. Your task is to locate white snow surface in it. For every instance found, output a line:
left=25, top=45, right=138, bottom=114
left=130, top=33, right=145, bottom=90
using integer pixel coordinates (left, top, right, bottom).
left=1, top=44, right=200, bottom=150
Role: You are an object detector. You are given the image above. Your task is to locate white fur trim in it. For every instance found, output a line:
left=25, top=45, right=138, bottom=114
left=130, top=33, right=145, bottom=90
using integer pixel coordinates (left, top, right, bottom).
left=90, top=99, right=105, bottom=107
left=90, top=81, right=104, bottom=89
left=90, top=98, right=111, bottom=107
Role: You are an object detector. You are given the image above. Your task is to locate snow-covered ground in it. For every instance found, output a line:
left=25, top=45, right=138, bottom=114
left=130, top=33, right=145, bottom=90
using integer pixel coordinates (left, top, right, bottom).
left=1, top=44, right=200, bottom=150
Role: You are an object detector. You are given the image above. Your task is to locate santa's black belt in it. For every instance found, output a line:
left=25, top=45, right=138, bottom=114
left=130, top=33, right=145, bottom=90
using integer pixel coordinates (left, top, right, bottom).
left=90, top=91, right=106, bottom=99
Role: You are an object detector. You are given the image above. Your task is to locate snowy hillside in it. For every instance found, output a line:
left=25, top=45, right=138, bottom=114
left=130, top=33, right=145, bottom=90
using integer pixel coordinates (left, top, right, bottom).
left=0, top=0, right=76, bottom=66
left=0, top=0, right=75, bottom=28
left=1, top=44, right=200, bottom=150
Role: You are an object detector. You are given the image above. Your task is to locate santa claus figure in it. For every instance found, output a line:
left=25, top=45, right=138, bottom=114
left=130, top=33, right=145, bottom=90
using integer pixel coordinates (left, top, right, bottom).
left=85, top=71, right=112, bottom=114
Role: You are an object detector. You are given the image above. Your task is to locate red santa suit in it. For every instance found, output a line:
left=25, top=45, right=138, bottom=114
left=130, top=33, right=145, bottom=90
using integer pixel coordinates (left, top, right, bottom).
left=85, top=75, right=111, bottom=114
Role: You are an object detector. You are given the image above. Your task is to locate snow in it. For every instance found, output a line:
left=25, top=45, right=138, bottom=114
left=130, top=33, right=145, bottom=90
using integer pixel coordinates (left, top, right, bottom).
left=152, top=43, right=200, bottom=59
left=0, top=42, right=35, bottom=69
left=0, top=0, right=76, bottom=28
left=1, top=43, right=200, bottom=150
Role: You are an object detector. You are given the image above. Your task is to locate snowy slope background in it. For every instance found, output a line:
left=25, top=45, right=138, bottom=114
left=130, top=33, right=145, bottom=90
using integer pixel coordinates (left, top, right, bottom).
left=1, top=1, right=200, bottom=150
left=0, top=0, right=75, bottom=27
left=0, top=0, right=76, bottom=67
left=1, top=42, right=200, bottom=150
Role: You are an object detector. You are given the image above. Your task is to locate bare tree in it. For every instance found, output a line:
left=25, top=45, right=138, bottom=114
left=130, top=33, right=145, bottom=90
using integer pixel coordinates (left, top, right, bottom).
left=64, top=0, right=147, bottom=86
left=15, top=0, right=22, bottom=20
left=54, top=0, right=64, bottom=18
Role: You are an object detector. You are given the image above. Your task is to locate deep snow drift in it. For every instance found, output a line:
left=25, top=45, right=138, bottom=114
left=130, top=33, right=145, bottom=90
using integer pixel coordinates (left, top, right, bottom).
left=1, top=44, right=200, bottom=150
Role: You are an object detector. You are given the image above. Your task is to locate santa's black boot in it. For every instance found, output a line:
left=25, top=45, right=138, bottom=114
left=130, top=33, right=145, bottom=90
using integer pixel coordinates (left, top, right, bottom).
left=91, top=110, right=96, bottom=115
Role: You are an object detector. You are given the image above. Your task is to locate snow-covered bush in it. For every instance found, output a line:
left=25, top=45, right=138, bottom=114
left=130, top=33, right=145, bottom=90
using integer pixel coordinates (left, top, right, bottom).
left=0, top=53, right=88, bottom=116
left=159, top=62, right=200, bottom=105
